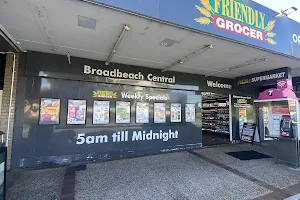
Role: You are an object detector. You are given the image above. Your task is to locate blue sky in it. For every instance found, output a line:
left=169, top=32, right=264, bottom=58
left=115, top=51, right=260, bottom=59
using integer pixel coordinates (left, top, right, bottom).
left=253, top=0, right=300, bottom=22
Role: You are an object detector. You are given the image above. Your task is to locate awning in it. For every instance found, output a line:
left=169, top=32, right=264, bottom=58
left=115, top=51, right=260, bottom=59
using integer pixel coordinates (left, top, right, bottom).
left=255, top=88, right=297, bottom=102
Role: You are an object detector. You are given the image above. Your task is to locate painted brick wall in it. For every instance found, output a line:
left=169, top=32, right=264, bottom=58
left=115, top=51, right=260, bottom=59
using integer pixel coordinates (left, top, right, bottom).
left=0, top=53, right=19, bottom=169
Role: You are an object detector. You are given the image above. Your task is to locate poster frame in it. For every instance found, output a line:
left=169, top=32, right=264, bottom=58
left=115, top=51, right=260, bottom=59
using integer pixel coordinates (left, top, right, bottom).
left=93, top=100, right=110, bottom=125
left=240, top=122, right=257, bottom=144
left=38, top=98, right=61, bottom=125
left=154, top=102, right=166, bottom=123
left=171, top=103, right=182, bottom=123
left=135, top=102, right=150, bottom=124
left=185, top=103, right=196, bottom=123
left=67, top=99, right=87, bottom=125
left=115, top=101, right=131, bottom=124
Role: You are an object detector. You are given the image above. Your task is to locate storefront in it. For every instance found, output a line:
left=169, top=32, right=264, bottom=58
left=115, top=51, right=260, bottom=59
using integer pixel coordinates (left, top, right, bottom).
left=236, top=68, right=294, bottom=142
left=9, top=51, right=259, bottom=169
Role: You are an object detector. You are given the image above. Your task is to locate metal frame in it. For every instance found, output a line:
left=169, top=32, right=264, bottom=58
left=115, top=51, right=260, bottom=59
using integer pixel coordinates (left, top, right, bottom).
left=0, top=24, right=24, bottom=53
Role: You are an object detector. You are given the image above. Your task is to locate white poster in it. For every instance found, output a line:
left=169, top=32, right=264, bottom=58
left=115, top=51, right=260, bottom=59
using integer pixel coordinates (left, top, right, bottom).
left=136, top=102, right=149, bottom=123
left=171, top=103, right=182, bottom=122
left=273, top=115, right=281, bottom=131
left=185, top=104, right=195, bottom=122
left=116, top=101, right=131, bottom=124
left=93, top=101, right=110, bottom=124
left=154, top=103, right=166, bottom=123
left=67, top=100, right=86, bottom=125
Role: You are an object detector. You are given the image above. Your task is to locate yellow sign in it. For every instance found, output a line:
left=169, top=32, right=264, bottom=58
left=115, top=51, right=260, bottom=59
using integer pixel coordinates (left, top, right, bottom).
left=93, top=90, right=117, bottom=98
left=237, top=98, right=247, bottom=104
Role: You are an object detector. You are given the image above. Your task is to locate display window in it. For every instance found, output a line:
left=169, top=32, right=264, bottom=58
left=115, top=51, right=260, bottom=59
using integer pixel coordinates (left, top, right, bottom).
left=202, top=92, right=230, bottom=134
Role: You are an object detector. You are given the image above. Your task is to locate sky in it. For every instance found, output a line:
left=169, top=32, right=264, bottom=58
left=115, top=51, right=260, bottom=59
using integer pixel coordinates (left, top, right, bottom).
left=253, top=0, right=300, bottom=22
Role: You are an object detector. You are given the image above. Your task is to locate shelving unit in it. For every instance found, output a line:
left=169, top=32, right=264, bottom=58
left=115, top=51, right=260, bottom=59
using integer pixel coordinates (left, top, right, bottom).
left=202, top=97, right=230, bottom=134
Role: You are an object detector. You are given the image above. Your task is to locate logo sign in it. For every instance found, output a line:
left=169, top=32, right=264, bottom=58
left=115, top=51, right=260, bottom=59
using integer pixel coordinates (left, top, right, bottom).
left=195, top=0, right=277, bottom=45
left=268, top=90, right=273, bottom=96
left=277, top=80, right=286, bottom=88
left=277, top=79, right=293, bottom=90
left=93, top=90, right=117, bottom=98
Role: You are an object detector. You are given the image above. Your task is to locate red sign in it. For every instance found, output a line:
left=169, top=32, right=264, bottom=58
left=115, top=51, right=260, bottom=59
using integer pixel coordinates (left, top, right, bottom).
left=214, top=15, right=265, bottom=42
left=272, top=105, right=289, bottom=114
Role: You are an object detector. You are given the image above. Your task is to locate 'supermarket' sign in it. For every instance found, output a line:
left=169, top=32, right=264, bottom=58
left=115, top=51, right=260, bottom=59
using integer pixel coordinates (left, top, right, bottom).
left=195, top=0, right=277, bottom=45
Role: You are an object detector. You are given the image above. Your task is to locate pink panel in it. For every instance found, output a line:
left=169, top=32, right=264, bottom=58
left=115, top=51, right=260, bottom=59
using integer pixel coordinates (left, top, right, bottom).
left=277, top=79, right=293, bottom=90
left=257, top=88, right=297, bottom=100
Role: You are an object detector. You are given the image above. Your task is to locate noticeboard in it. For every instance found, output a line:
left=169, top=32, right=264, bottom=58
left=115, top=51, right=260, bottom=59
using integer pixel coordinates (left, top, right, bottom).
left=240, top=123, right=256, bottom=143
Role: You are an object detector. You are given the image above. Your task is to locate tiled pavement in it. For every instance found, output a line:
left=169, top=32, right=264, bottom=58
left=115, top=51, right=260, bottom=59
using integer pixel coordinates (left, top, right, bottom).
left=5, top=143, right=300, bottom=200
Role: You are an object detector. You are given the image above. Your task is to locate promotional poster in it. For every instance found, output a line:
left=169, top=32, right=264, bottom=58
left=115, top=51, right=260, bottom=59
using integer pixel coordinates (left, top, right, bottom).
left=93, top=101, right=110, bottom=124
left=116, top=101, right=131, bottom=124
left=171, top=103, right=182, bottom=123
left=39, top=98, right=60, bottom=125
left=154, top=103, right=166, bottom=123
left=136, top=102, right=149, bottom=123
left=67, top=100, right=87, bottom=125
left=185, top=104, right=196, bottom=123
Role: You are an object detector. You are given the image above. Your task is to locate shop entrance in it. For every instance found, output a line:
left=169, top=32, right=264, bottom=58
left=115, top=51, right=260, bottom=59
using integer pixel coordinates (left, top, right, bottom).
left=201, top=92, right=231, bottom=146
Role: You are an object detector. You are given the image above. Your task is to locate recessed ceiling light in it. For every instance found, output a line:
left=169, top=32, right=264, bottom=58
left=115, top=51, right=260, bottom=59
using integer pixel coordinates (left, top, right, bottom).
left=159, top=38, right=178, bottom=47
left=78, top=15, right=97, bottom=30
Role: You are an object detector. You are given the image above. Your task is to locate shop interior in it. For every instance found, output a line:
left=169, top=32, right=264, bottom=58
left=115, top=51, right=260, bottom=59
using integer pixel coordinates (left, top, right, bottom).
left=201, top=92, right=231, bottom=146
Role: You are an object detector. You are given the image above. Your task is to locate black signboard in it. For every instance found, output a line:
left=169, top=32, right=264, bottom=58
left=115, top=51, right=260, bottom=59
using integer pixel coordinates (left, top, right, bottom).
left=240, top=123, right=256, bottom=144
left=236, top=67, right=291, bottom=87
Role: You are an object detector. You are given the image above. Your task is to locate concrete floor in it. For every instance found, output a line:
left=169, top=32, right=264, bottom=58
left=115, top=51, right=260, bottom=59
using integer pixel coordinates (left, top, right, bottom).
left=75, top=151, right=271, bottom=200
left=194, top=144, right=300, bottom=189
left=6, top=167, right=65, bottom=200
left=5, top=143, right=300, bottom=200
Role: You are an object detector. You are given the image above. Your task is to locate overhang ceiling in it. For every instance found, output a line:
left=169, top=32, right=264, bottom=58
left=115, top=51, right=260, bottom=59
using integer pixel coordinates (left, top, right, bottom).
left=0, top=24, right=23, bottom=53
left=0, top=0, right=300, bottom=78
left=0, top=36, right=14, bottom=52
